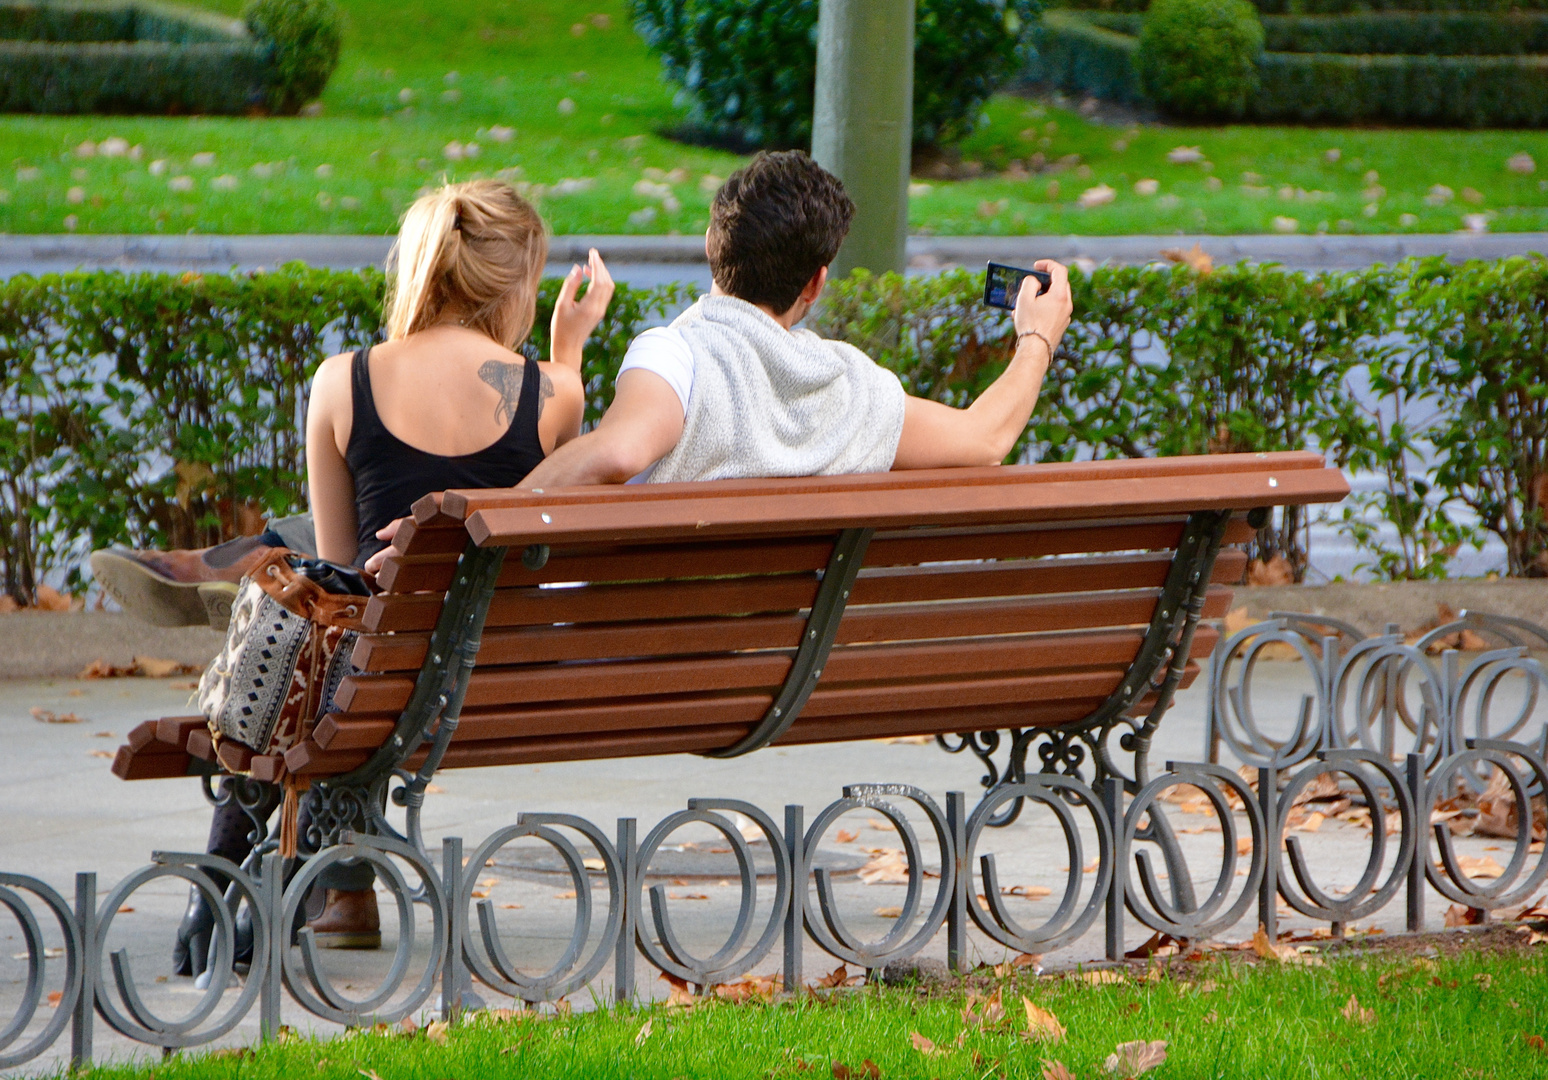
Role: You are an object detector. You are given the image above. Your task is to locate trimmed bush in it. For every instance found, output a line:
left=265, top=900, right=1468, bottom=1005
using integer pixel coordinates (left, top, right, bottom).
left=627, top=0, right=1041, bottom=150
left=1137, top=0, right=1263, bottom=118
left=0, top=0, right=337, bottom=115
left=1030, top=9, right=1145, bottom=104
left=243, top=0, right=340, bottom=114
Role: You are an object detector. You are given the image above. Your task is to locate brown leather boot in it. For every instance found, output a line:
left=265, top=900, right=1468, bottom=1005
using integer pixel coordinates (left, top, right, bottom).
left=304, top=888, right=382, bottom=950
left=89, top=535, right=273, bottom=631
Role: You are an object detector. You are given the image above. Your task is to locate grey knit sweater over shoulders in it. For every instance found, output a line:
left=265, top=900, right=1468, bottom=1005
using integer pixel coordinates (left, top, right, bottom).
left=645, top=295, right=906, bottom=484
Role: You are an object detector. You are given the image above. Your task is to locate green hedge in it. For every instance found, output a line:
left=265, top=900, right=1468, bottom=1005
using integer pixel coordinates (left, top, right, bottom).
left=1036, top=9, right=1548, bottom=124
left=3, top=260, right=1546, bottom=600
left=0, top=0, right=337, bottom=115
left=1260, top=12, right=1548, bottom=55
left=1252, top=51, right=1548, bottom=125
left=1064, top=0, right=1548, bottom=13
left=1029, top=10, right=1144, bottom=105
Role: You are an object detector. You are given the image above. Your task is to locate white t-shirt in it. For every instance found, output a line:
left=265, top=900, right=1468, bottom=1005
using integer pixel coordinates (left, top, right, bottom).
left=618, top=326, right=695, bottom=415
left=616, top=326, right=695, bottom=482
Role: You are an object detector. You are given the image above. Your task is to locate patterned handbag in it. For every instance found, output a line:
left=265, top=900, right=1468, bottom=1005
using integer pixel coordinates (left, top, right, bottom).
left=197, top=547, right=371, bottom=766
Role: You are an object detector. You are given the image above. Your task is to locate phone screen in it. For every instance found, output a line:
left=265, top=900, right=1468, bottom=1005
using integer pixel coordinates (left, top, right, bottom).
left=984, top=262, right=1051, bottom=310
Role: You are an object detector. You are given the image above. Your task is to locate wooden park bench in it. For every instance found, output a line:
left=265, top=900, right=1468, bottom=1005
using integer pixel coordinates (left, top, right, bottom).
left=113, top=451, right=1348, bottom=852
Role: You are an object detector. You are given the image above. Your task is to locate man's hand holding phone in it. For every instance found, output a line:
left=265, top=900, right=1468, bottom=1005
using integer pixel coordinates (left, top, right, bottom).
left=1013, top=260, right=1072, bottom=361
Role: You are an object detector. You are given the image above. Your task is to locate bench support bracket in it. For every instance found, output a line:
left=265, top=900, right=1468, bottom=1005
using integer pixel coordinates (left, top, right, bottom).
left=306, top=541, right=509, bottom=857
left=941, top=508, right=1238, bottom=824
left=704, top=527, right=873, bottom=759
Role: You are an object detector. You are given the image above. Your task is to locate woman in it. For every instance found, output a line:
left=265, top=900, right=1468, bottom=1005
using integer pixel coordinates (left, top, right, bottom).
left=176, top=179, right=614, bottom=974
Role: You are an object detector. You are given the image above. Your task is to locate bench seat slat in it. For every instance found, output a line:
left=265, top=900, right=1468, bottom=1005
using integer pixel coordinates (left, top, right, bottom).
left=378, top=516, right=1255, bottom=595
left=362, top=546, right=1246, bottom=636
left=316, top=633, right=1212, bottom=751
left=338, top=592, right=1229, bottom=713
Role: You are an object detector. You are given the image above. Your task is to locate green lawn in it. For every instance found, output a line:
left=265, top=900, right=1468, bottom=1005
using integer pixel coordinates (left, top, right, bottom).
left=1, top=0, right=1546, bottom=236
left=71, top=944, right=1548, bottom=1080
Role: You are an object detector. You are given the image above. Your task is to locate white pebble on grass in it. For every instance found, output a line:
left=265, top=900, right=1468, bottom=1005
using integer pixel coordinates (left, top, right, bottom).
left=1507, top=152, right=1535, bottom=175
left=557, top=97, right=576, bottom=116
left=627, top=206, right=657, bottom=226
left=1399, top=213, right=1418, bottom=226
left=633, top=179, right=673, bottom=201
left=1425, top=184, right=1454, bottom=206
left=662, top=195, right=681, bottom=213
left=1134, top=178, right=1159, bottom=196
left=398, top=87, right=414, bottom=103
left=699, top=173, right=723, bottom=193
left=1205, top=176, right=1223, bottom=191
left=210, top=175, right=238, bottom=191
left=190, top=152, right=216, bottom=168
left=1272, top=215, right=1299, bottom=233
left=74, top=141, right=95, bottom=158
left=1324, top=148, right=1341, bottom=163
left=63, top=214, right=78, bottom=231
left=464, top=143, right=480, bottom=158
left=251, top=163, right=275, bottom=178
left=1077, top=183, right=1115, bottom=208
left=1166, top=146, right=1203, bottom=164
left=16, top=167, right=40, bottom=182
left=99, top=137, right=129, bottom=157
left=71, top=168, right=88, bottom=182
left=316, top=163, right=334, bottom=178
left=66, top=186, right=85, bottom=204
left=1362, top=203, right=1379, bottom=217
left=488, top=125, right=514, bottom=142
left=1158, top=194, right=1182, bottom=209
left=148, top=160, right=168, bottom=176
left=316, top=192, right=333, bottom=208
left=168, top=175, right=194, bottom=192
left=1462, top=212, right=1490, bottom=233
left=908, top=181, right=933, bottom=197
left=548, top=177, right=595, bottom=196
left=441, top=89, right=462, bottom=103
left=340, top=196, right=360, bottom=211
left=443, top=141, right=465, bottom=161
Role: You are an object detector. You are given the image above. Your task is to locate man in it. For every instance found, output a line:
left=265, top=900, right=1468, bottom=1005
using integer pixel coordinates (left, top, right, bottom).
left=97, top=151, right=1071, bottom=603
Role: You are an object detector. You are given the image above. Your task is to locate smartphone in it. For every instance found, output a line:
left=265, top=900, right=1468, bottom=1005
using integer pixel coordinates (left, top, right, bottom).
left=984, top=261, right=1052, bottom=310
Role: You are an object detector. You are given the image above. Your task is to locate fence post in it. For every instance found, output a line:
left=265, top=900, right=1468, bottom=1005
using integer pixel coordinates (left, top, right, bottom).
left=615, top=819, right=637, bottom=1005
left=70, top=872, right=95, bottom=1069
left=946, top=792, right=968, bottom=973
left=1257, top=766, right=1278, bottom=941
left=1406, top=754, right=1426, bottom=932
left=783, top=805, right=805, bottom=993
left=259, top=852, right=284, bottom=1041
left=1103, top=779, right=1124, bottom=961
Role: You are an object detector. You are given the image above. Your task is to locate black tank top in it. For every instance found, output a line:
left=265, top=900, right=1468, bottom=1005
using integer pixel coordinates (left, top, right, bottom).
left=345, top=347, right=546, bottom=567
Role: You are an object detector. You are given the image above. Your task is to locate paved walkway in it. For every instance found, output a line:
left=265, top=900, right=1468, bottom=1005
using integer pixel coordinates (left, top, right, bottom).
left=0, top=232, right=1542, bottom=283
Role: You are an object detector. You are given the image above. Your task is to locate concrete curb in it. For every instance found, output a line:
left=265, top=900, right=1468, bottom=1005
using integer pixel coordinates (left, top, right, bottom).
left=1, top=232, right=1543, bottom=275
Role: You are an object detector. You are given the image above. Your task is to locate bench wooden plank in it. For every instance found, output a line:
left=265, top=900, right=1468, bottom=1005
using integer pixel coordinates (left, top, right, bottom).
left=351, top=566, right=1241, bottom=674
left=465, top=466, right=1345, bottom=548
left=435, top=452, right=1335, bottom=521
left=377, top=516, right=1255, bottom=595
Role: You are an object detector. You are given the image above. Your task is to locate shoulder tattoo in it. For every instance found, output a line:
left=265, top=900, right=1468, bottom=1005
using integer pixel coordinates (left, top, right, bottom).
left=478, top=359, right=555, bottom=425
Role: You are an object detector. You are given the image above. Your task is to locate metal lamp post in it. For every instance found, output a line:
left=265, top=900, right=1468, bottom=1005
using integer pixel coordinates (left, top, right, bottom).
left=811, top=0, right=915, bottom=278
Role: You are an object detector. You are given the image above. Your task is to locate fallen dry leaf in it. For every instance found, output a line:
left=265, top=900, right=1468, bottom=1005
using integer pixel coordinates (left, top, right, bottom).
left=635, top=1018, right=653, bottom=1046
left=815, top=964, right=850, bottom=989
left=874, top=906, right=903, bottom=918
left=1341, top=994, right=1376, bottom=1025
left=668, top=892, right=709, bottom=901
left=865, top=818, right=889, bottom=831
left=1126, top=932, right=1182, bottom=959
left=1105, top=1039, right=1168, bottom=1077
left=1445, top=904, right=1487, bottom=927
left=471, top=889, right=491, bottom=899
left=554, top=890, right=577, bottom=899
left=31, top=708, right=83, bottom=724
left=910, top=1031, right=946, bottom=1057
left=1003, top=884, right=1054, bottom=900
left=1454, top=855, right=1506, bottom=879
left=135, top=655, right=200, bottom=678
left=47, top=990, right=62, bottom=1008
left=424, top=1019, right=449, bottom=1044
left=89, top=750, right=114, bottom=759
left=499, top=902, right=523, bottom=910
left=835, top=829, right=858, bottom=843
left=1160, top=242, right=1213, bottom=274
left=1041, top=1061, right=1078, bottom=1080
left=1079, top=970, right=1128, bottom=985
left=859, top=849, right=910, bottom=885
left=116, top=905, right=134, bottom=913
left=831, top=1060, right=880, bottom=1080
left=659, top=971, right=696, bottom=1009
left=1524, top=1033, right=1547, bottom=1054
left=1021, top=997, right=1067, bottom=1043
left=1292, top=811, right=1326, bottom=833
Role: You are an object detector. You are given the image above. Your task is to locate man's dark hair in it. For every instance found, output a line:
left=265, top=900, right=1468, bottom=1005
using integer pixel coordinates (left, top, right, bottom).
left=707, top=151, right=855, bottom=314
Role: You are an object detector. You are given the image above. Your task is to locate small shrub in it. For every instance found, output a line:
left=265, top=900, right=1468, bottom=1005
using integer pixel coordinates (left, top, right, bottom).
left=244, top=0, right=341, bottom=114
left=1137, top=0, right=1263, bottom=118
left=628, top=0, right=1041, bottom=150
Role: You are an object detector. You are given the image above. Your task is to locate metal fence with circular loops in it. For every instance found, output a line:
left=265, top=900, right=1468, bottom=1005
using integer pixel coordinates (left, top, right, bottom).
left=2, top=740, right=1545, bottom=1070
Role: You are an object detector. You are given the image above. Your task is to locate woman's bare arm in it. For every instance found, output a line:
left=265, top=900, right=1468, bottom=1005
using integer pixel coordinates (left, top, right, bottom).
left=305, top=353, right=360, bottom=565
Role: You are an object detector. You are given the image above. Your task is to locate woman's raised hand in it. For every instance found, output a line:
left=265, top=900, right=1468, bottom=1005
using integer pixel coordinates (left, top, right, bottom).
left=550, top=247, right=615, bottom=370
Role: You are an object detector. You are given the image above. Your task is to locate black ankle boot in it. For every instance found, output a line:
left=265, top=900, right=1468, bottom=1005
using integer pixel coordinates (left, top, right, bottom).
left=171, top=886, right=215, bottom=978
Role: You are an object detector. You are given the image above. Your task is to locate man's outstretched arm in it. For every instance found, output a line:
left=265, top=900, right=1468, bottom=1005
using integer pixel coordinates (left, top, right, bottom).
left=891, top=261, right=1073, bottom=470
left=515, top=368, right=685, bottom=489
